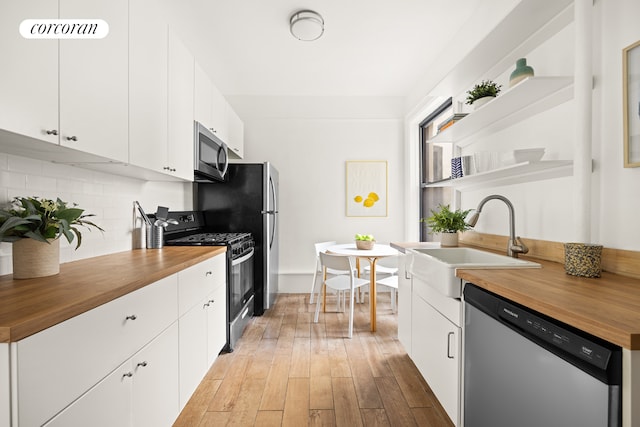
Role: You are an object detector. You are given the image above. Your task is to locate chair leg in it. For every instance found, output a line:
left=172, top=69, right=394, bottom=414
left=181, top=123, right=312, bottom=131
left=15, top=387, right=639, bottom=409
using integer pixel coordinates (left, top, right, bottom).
left=348, top=288, right=355, bottom=338
left=314, top=284, right=323, bottom=323
left=310, top=260, right=320, bottom=304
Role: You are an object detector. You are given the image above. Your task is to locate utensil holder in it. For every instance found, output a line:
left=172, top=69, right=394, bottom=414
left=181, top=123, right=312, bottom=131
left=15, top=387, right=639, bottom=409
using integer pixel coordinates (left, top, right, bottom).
left=146, top=225, right=164, bottom=249
left=564, top=243, right=602, bottom=278
left=132, top=226, right=147, bottom=249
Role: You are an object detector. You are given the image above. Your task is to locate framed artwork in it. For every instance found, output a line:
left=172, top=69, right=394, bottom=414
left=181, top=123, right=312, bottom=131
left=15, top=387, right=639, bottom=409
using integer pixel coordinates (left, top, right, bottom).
left=346, top=161, right=388, bottom=217
left=623, top=40, right=640, bottom=167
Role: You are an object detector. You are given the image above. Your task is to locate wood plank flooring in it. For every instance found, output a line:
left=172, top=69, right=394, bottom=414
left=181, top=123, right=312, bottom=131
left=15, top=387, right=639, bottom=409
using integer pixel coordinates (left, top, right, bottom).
left=174, top=293, right=454, bottom=426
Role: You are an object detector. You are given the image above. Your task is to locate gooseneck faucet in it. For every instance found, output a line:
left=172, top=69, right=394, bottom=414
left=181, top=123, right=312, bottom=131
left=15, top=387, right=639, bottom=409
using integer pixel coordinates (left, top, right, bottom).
left=465, top=194, right=529, bottom=258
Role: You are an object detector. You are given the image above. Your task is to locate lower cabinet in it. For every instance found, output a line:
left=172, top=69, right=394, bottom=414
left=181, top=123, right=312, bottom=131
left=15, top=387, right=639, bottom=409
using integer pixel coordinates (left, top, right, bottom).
left=45, top=323, right=179, bottom=427
left=178, top=284, right=226, bottom=409
left=7, top=253, right=227, bottom=427
left=397, top=255, right=412, bottom=355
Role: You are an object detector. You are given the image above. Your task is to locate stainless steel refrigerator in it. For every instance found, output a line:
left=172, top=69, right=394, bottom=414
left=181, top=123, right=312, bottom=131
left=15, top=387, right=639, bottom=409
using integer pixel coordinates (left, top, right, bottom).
left=195, top=162, right=279, bottom=315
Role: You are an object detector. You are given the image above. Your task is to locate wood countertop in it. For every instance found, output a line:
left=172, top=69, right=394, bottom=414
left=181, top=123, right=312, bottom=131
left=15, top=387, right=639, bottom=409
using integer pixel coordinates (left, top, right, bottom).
left=0, top=246, right=226, bottom=343
left=457, top=259, right=640, bottom=350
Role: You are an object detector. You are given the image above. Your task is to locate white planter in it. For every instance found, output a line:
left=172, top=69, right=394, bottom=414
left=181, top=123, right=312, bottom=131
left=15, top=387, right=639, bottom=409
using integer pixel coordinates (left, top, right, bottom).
left=472, top=96, right=495, bottom=110
left=439, top=232, right=459, bottom=247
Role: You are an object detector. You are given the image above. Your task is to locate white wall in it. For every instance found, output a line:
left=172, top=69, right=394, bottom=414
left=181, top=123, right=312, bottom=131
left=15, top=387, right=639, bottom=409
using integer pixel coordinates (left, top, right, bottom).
left=407, top=0, right=640, bottom=252
left=230, top=96, right=405, bottom=292
left=0, top=152, right=192, bottom=275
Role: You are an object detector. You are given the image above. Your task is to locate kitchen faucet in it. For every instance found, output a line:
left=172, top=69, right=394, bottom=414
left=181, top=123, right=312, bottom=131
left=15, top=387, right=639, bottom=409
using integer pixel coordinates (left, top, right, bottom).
left=465, top=194, right=529, bottom=258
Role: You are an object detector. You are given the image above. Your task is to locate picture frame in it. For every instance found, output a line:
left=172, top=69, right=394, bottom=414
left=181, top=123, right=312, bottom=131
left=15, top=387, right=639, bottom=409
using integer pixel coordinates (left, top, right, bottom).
left=623, top=40, right=640, bottom=167
left=346, top=161, right=388, bottom=217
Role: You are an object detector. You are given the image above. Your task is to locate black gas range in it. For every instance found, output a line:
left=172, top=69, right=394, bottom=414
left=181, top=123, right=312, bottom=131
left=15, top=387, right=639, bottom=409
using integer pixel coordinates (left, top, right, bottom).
left=163, top=211, right=255, bottom=352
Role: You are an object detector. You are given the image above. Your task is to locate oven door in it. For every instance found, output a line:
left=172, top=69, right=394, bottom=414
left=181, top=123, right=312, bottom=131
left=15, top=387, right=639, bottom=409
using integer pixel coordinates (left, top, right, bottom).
left=229, top=248, right=254, bottom=320
left=194, top=121, right=229, bottom=182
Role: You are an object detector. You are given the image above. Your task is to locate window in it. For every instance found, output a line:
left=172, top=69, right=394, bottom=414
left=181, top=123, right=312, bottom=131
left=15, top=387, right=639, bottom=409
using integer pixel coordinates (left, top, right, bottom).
left=419, top=98, right=453, bottom=241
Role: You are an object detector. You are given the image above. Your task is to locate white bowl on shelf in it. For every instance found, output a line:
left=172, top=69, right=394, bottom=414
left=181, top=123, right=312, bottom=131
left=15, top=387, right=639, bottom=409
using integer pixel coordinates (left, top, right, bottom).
left=513, top=148, right=545, bottom=163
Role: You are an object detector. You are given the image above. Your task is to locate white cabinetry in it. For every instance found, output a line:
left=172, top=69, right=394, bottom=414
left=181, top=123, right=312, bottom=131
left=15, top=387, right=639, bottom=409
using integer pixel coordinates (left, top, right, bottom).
left=397, top=255, right=412, bottom=354
left=14, top=275, right=178, bottom=427
left=178, top=255, right=227, bottom=409
left=167, top=29, right=195, bottom=180
left=0, top=344, right=9, bottom=427
left=0, top=0, right=129, bottom=162
left=406, top=276, right=462, bottom=426
left=193, top=62, right=244, bottom=158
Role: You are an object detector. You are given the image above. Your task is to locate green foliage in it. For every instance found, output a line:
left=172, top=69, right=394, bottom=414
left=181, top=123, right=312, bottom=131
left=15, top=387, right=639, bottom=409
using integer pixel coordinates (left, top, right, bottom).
left=421, top=204, right=471, bottom=234
left=465, top=80, right=502, bottom=105
left=0, top=196, right=104, bottom=249
left=354, top=233, right=375, bottom=241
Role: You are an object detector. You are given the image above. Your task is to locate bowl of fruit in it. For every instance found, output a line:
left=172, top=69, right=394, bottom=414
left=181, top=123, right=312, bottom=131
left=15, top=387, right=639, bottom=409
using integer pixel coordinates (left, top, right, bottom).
left=355, top=234, right=375, bottom=250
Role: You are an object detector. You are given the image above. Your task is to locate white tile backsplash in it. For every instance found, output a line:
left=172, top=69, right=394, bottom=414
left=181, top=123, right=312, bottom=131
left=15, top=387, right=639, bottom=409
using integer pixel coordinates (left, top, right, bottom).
left=0, top=153, right=192, bottom=276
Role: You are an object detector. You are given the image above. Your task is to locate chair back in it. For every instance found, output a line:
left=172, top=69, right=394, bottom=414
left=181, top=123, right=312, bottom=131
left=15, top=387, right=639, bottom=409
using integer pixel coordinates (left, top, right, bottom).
left=315, top=241, right=337, bottom=256
left=319, top=252, right=354, bottom=276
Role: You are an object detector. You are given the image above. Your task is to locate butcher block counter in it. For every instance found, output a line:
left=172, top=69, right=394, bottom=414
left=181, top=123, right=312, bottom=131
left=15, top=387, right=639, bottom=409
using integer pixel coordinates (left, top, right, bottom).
left=0, top=246, right=226, bottom=343
left=456, top=259, right=640, bottom=350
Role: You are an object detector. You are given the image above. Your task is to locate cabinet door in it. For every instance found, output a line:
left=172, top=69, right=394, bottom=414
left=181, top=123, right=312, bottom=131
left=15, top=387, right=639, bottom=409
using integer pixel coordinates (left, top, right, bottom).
left=58, top=0, right=129, bottom=162
left=0, top=344, right=8, bottom=427
left=44, top=360, right=133, bottom=427
left=0, top=0, right=58, bottom=143
left=178, top=301, right=208, bottom=410
left=132, top=323, right=179, bottom=427
left=129, top=0, right=168, bottom=173
left=397, top=255, right=412, bottom=355
left=226, top=106, right=244, bottom=158
left=167, top=29, right=194, bottom=180
left=206, top=285, right=227, bottom=365
left=210, top=84, right=229, bottom=141
left=194, top=62, right=213, bottom=127
left=411, top=295, right=460, bottom=426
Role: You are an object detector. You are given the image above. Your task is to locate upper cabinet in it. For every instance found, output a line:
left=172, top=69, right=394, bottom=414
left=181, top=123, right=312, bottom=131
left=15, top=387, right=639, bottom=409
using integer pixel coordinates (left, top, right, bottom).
left=58, top=0, right=129, bottom=162
left=194, top=62, right=244, bottom=159
left=0, top=0, right=129, bottom=163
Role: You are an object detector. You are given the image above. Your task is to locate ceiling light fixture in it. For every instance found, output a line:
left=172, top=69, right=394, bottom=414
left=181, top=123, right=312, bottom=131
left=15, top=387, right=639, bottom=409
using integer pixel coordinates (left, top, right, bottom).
left=289, top=10, right=324, bottom=41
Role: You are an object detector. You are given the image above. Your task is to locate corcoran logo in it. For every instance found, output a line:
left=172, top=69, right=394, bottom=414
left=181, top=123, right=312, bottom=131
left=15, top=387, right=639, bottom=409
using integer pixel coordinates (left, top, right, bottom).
left=19, top=19, right=109, bottom=39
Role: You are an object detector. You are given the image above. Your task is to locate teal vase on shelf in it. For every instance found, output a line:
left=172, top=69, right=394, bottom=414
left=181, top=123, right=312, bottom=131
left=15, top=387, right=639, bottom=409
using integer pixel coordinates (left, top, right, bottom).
left=509, top=58, right=534, bottom=87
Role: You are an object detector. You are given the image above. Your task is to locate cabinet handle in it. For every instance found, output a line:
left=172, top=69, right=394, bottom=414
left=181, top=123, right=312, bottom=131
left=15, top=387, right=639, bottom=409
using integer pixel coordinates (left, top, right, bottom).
left=137, top=361, right=148, bottom=368
left=447, top=332, right=455, bottom=359
left=122, top=372, right=133, bottom=379
left=66, top=135, right=78, bottom=141
left=46, top=129, right=58, bottom=136
left=209, top=127, right=217, bottom=133
left=126, top=315, right=137, bottom=321
left=203, top=302, right=210, bottom=308
left=205, top=271, right=212, bottom=276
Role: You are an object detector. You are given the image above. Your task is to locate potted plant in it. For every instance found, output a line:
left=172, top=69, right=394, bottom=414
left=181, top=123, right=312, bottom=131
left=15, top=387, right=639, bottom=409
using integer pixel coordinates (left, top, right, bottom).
left=465, top=80, right=502, bottom=109
left=422, top=204, right=471, bottom=247
left=355, top=233, right=375, bottom=250
left=0, top=196, right=103, bottom=279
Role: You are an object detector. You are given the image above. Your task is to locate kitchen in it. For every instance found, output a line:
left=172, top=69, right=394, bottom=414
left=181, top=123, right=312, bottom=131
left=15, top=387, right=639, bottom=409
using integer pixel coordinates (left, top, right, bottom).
left=1, top=0, right=640, bottom=426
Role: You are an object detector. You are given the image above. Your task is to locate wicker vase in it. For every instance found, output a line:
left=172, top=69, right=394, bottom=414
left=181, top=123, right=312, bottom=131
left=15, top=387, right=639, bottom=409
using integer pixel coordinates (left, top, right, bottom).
left=355, top=240, right=375, bottom=250
left=12, top=238, right=60, bottom=279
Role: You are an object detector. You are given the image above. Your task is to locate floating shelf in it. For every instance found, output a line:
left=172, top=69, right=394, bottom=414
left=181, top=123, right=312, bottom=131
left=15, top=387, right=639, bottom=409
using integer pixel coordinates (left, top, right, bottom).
left=429, top=76, right=574, bottom=148
left=423, top=160, right=573, bottom=192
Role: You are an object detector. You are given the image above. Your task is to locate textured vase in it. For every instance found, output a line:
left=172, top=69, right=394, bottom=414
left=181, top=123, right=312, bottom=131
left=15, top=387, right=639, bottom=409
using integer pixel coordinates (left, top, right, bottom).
left=509, top=58, right=535, bottom=87
left=440, top=232, right=459, bottom=247
left=12, top=238, right=60, bottom=279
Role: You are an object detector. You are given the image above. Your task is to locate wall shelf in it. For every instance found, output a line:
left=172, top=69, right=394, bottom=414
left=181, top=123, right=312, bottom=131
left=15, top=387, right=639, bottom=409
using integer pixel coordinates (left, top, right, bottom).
left=423, top=160, right=573, bottom=192
left=429, top=76, right=574, bottom=148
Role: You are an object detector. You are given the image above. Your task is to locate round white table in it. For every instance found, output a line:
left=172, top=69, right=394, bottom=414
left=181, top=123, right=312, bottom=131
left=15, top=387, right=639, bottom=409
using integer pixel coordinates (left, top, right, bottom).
left=326, top=243, right=399, bottom=332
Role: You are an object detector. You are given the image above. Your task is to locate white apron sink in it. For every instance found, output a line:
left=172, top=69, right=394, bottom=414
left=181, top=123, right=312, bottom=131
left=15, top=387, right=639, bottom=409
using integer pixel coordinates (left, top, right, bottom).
left=407, top=247, right=540, bottom=298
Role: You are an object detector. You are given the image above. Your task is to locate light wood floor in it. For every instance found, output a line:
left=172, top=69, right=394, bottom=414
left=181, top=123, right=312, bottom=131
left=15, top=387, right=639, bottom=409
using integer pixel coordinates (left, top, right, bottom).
left=173, top=292, right=454, bottom=427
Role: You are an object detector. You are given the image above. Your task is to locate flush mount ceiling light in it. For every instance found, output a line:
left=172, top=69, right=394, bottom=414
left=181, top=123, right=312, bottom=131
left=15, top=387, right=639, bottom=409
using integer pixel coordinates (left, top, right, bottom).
left=289, top=10, right=324, bottom=41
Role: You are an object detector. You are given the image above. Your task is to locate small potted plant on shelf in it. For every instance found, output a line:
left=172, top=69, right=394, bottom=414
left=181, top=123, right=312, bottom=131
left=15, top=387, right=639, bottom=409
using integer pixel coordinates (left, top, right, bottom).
left=421, top=204, right=471, bottom=247
left=355, top=233, right=375, bottom=250
left=0, top=196, right=104, bottom=279
left=465, top=80, right=502, bottom=109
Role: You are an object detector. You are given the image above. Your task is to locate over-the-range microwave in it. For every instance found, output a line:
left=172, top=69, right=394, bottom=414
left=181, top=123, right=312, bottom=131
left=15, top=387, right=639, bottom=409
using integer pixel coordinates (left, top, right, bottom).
left=194, top=120, right=229, bottom=182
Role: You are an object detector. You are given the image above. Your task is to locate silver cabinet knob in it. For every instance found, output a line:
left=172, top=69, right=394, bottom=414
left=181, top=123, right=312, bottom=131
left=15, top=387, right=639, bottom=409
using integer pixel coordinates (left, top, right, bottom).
left=122, top=372, right=133, bottom=379
left=137, top=361, right=148, bottom=368
left=66, top=135, right=77, bottom=141
left=208, top=299, right=215, bottom=304
left=203, top=302, right=210, bottom=308
left=163, top=166, right=177, bottom=172
left=46, top=129, right=58, bottom=135
left=205, top=271, right=212, bottom=276
left=126, top=315, right=137, bottom=321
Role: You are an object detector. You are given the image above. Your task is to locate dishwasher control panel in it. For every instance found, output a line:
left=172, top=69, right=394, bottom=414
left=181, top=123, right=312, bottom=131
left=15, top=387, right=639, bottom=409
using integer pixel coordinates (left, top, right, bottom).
left=498, top=301, right=612, bottom=370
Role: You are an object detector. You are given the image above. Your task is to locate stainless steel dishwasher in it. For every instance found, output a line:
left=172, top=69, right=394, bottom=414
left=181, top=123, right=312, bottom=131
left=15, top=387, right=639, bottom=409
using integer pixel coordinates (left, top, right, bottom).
left=463, top=283, right=622, bottom=427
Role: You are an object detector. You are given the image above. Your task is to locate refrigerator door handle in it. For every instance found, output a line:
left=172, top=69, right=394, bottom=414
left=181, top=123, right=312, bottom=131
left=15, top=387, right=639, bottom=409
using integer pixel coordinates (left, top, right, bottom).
left=261, top=210, right=278, bottom=214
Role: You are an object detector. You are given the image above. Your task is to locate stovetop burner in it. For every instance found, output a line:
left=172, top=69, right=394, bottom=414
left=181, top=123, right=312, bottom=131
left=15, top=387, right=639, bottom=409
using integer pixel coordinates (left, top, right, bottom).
left=167, top=232, right=251, bottom=245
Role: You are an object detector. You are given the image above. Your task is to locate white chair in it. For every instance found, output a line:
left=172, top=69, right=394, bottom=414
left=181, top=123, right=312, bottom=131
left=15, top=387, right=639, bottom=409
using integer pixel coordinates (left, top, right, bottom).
left=309, top=241, right=351, bottom=305
left=360, top=255, right=399, bottom=311
left=314, top=252, right=369, bottom=338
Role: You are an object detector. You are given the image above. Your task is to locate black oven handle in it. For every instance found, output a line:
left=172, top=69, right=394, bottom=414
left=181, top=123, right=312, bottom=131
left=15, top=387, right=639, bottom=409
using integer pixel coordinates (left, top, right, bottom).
left=232, top=247, right=254, bottom=266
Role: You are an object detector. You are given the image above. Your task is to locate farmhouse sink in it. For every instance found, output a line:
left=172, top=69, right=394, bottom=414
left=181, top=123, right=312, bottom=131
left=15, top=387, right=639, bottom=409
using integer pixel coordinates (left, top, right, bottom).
left=406, top=247, right=540, bottom=298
